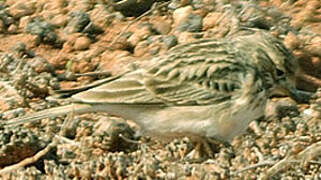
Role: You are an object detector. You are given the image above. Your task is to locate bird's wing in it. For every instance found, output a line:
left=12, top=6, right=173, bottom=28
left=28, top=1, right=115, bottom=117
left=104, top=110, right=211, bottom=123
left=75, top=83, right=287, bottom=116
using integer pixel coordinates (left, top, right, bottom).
left=71, top=60, right=247, bottom=106
left=52, top=74, right=124, bottom=98
left=71, top=70, right=165, bottom=104
left=72, top=38, right=255, bottom=106
left=143, top=59, right=247, bottom=105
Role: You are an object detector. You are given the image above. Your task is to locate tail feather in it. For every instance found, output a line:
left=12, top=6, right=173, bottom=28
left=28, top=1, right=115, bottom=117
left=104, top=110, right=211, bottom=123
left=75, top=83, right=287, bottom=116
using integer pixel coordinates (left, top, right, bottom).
left=3, top=104, right=92, bottom=127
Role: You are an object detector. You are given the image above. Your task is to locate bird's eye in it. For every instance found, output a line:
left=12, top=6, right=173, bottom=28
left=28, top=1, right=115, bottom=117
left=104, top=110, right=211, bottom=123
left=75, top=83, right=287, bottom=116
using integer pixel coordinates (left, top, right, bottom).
left=276, top=69, right=285, bottom=77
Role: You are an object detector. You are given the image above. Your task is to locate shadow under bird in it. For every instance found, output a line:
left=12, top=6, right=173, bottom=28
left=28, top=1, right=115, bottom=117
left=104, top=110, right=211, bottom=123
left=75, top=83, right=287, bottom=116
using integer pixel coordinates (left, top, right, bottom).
left=3, top=29, right=304, bottom=149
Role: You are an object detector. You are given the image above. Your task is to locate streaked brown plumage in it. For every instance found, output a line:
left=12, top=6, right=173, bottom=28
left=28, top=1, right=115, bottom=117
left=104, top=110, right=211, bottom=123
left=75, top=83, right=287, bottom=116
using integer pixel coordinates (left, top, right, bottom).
left=4, top=29, right=299, bottom=143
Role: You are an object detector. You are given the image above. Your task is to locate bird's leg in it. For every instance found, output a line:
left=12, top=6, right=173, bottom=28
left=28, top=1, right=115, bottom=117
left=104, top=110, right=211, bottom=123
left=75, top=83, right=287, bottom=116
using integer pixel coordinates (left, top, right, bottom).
left=207, top=136, right=232, bottom=148
left=185, top=136, right=222, bottom=160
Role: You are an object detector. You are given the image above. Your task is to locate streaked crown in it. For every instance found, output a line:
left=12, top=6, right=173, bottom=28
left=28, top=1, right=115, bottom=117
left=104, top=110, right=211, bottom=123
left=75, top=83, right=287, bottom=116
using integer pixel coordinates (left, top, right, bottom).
left=229, top=29, right=299, bottom=91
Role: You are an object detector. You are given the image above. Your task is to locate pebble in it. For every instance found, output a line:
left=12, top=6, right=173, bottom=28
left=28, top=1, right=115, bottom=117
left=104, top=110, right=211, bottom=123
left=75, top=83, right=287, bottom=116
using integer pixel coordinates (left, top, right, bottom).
left=98, top=50, right=132, bottom=73
left=0, top=126, right=46, bottom=167
left=162, top=35, right=178, bottom=49
left=203, top=12, right=223, bottom=30
left=168, top=0, right=191, bottom=10
left=0, top=81, right=25, bottom=111
left=50, top=14, right=69, bottom=27
left=150, top=17, right=172, bottom=34
left=89, top=4, right=112, bottom=29
left=7, top=24, right=18, bottom=34
left=9, top=1, right=36, bottom=19
left=92, top=117, right=137, bottom=152
left=113, top=0, right=154, bottom=17
left=28, top=56, right=55, bottom=73
left=74, top=36, right=91, bottom=50
left=134, top=41, right=150, bottom=57
left=176, top=31, right=197, bottom=44
left=65, top=10, right=91, bottom=33
left=307, top=36, right=321, bottom=57
left=68, top=57, right=96, bottom=74
left=134, top=35, right=178, bottom=57
left=25, top=18, right=59, bottom=46
left=173, top=6, right=203, bottom=32
left=0, top=9, right=14, bottom=32
left=11, top=41, right=35, bottom=58
left=173, top=6, right=193, bottom=28
left=127, top=24, right=153, bottom=47
left=284, top=31, right=300, bottom=50
left=177, top=14, right=203, bottom=32
left=265, top=97, right=299, bottom=120
left=19, top=16, right=32, bottom=29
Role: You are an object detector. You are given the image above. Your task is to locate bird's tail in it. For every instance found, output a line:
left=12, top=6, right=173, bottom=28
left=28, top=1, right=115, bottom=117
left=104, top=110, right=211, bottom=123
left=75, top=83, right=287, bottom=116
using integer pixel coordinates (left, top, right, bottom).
left=3, top=104, right=92, bottom=127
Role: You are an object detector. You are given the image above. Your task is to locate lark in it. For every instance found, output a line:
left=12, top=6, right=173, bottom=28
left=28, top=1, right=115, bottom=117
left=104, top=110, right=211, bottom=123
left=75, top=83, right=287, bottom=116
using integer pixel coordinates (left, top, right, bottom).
left=3, top=29, right=299, bottom=156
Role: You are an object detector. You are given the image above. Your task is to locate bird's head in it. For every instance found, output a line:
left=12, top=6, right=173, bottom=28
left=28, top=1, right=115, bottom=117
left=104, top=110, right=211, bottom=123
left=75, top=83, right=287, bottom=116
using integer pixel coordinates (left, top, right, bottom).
left=231, top=29, right=303, bottom=101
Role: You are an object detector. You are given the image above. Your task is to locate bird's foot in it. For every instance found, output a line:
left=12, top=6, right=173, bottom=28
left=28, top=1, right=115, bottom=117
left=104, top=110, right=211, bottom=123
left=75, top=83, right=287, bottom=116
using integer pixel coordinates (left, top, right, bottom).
left=185, top=137, right=223, bottom=162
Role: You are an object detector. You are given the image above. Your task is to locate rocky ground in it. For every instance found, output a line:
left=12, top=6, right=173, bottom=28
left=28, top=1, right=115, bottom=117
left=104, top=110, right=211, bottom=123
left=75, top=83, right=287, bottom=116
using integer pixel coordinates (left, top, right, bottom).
left=0, top=0, right=320, bottom=179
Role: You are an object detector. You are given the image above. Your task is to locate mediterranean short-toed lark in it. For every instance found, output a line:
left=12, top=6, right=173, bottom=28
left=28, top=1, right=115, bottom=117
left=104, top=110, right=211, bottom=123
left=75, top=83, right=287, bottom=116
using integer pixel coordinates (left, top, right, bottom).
left=4, top=29, right=299, bottom=147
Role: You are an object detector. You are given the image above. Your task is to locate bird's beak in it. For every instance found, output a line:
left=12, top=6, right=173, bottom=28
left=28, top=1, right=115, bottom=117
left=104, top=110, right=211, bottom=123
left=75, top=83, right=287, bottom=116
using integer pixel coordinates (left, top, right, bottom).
left=269, top=85, right=292, bottom=97
left=270, top=85, right=312, bottom=103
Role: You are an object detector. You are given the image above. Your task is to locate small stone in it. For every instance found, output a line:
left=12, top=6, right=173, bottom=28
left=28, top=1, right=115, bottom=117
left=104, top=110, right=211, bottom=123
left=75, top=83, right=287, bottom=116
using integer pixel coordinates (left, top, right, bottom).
left=98, top=50, right=133, bottom=74
left=168, top=0, right=191, bottom=9
left=311, top=56, right=321, bottom=67
left=177, top=31, right=197, bottom=44
left=306, top=36, right=321, bottom=57
left=62, top=33, right=79, bottom=53
left=203, top=12, right=223, bottom=30
left=134, top=35, right=178, bottom=57
left=65, top=11, right=90, bottom=34
left=173, top=6, right=203, bottom=32
left=109, top=32, right=132, bottom=50
left=74, top=36, right=91, bottom=50
left=28, top=57, right=55, bottom=73
left=50, top=14, right=69, bottom=27
left=284, top=32, right=300, bottom=50
left=9, top=1, right=36, bottom=19
left=162, top=35, right=178, bottom=49
left=87, top=4, right=111, bottom=29
left=194, top=8, right=208, bottom=17
left=92, top=117, right=137, bottom=152
left=7, top=24, right=18, bottom=34
left=127, top=24, right=153, bottom=47
left=173, top=6, right=193, bottom=27
left=134, top=41, right=150, bottom=57
left=68, top=57, right=96, bottom=73
left=0, top=126, right=46, bottom=167
left=265, top=97, right=299, bottom=120
left=11, top=41, right=35, bottom=58
left=0, top=7, right=14, bottom=26
left=177, top=14, right=203, bottom=32
left=19, top=16, right=32, bottom=29
left=49, top=55, right=69, bottom=69
left=25, top=18, right=60, bottom=46
left=0, top=81, right=25, bottom=111
left=113, top=0, right=154, bottom=17
left=150, top=18, right=172, bottom=34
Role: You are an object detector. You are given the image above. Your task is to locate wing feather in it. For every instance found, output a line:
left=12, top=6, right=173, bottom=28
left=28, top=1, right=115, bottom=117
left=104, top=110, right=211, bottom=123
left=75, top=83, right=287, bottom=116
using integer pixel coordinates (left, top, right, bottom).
left=71, top=66, right=239, bottom=106
left=72, top=71, right=163, bottom=104
left=72, top=38, right=250, bottom=106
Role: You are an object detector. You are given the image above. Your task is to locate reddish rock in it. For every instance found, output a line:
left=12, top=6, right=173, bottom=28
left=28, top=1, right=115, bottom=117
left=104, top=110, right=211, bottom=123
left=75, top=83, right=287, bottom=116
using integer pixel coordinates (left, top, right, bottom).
left=74, top=36, right=91, bottom=51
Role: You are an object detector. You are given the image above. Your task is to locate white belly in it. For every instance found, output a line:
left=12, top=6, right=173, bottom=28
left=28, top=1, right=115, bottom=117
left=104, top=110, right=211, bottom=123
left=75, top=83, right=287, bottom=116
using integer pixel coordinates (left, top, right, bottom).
left=92, top=95, right=266, bottom=142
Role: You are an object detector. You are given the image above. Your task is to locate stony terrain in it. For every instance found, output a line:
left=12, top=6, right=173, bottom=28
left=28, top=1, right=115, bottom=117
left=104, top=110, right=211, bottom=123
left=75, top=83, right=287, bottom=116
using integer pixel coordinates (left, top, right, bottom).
left=0, top=0, right=320, bottom=179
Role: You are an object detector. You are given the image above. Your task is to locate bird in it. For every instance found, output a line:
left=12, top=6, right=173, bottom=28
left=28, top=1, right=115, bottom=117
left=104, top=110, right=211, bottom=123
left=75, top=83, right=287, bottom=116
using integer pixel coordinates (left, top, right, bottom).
left=3, top=29, right=299, bottom=156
